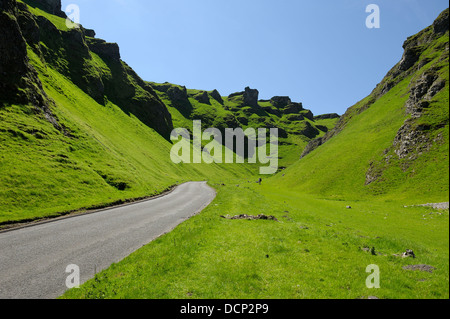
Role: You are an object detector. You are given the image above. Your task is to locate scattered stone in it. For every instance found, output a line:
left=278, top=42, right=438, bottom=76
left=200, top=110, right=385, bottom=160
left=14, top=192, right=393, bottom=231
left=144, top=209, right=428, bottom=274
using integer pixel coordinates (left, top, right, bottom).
left=368, top=296, right=379, bottom=300
left=394, top=249, right=416, bottom=258
left=403, top=264, right=436, bottom=273
left=221, top=214, right=278, bottom=221
left=361, top=247, right=377, bottom=255
left=417, top=202, right=449, bottom=210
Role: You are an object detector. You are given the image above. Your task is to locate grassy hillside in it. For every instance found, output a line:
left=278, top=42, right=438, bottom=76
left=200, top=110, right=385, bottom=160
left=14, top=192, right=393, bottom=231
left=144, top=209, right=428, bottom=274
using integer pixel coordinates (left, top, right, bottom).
left=0, top=1, right=256, bottom=225
left=61, top=9, right=448, bottom=300
left=1, top=0, right=339, bottom=225
left=62, top=182, right=448, bottom=299
left=149, top=82, right=339, bottom=169
left=271, top=9, right=449, bottom=204
left=1, top=0, right=448, bottom=300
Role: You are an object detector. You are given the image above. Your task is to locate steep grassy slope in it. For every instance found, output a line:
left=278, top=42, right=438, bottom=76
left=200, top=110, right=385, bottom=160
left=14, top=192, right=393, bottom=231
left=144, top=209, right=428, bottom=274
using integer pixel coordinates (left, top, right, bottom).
left=2, top=1, right=448, bottom=300
left=0, top=0, right=256, bottom=225
left=273, top=9, right=449, bottom=203
left=61, top=9, right=448, bottom=300
left=1, top=0, right=339, bottom=227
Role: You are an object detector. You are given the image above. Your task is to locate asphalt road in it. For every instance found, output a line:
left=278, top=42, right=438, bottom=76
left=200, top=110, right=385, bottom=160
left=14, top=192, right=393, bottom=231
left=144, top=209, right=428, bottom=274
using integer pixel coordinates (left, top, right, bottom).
left=0, top=181, right=216, bottom=299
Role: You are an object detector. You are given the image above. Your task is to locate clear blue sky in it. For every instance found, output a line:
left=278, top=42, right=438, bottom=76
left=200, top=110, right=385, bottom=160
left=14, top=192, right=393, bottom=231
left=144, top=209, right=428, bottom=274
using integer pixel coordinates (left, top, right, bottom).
left=62, top=0, right=448, bottom=116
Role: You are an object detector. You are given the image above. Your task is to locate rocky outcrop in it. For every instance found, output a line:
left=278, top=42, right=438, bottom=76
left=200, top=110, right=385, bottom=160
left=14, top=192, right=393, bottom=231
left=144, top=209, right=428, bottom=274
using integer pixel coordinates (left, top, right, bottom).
left=433, top=8, right=449, bottom=34
left=301, top=136, right=324, bottom=157
left=270, top=96, right=304, bottom=115
left=270, top=96, right=291, bottom=108
left=1, top=0, right=32, bottom=104
left=314, top=113, right=340, bottom=120
left=83, top=28, right=96, bottom=38
left=32, top=0, right=66, bottom=18
left=364, top=9, right=448, bottom=185
left=86, top=38, right=120, bottom=61
left=300, top=109, right=314, bottom=121
left=150, top=82, right=193, bottom=119
left=2, top=0, right=173, bottom=139
left=193, top=91, right=210, bottom=105
left=228, top=87, right=259, bottom=107
left=302, top=8, right=449, bottom=160
left=210, top=89, right=223, bottom=104
left=243, top=87, right=259, bottom=107
left=298, top=121, right=320, bottom=139
left=405, top=68, right=446, bottom=118
left=0, top=0, right=64, bottom=132
left=383, top=67, right=447, bottom=163
left=283, top=103, right=304, bottom=115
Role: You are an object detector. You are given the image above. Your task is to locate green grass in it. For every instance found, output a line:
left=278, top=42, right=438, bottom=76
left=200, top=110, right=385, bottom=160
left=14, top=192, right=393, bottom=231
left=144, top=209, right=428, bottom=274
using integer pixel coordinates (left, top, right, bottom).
left=150, top=81, right=325, bottom=169
left=20, top=0, right=70, bottom=31
left=0, top=47, right=256, bottom=225
left=61, top=183, right=449, bottom=299
left=2, top=2, right=448, bottom=300
left=270, top=33, right=449, bottom=203
left=60, top=14, right=448, bottom=299
left=270, top=77, right=412, bottom=201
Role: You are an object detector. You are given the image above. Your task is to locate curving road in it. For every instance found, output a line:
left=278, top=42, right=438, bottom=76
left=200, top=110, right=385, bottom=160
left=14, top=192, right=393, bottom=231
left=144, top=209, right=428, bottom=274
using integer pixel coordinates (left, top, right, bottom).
left=0, top=182, right=216, bottom=299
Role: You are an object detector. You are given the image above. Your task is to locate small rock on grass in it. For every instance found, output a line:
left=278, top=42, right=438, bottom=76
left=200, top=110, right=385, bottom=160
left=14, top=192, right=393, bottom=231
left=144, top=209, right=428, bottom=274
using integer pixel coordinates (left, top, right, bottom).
left=403, top=264, right=436, bottom=273
left=220, top=214, right=278, bottom=221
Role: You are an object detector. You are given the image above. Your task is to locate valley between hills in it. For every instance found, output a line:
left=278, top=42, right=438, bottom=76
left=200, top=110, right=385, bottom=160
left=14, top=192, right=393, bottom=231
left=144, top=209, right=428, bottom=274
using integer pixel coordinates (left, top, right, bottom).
left=0, top=0, right=448, bottom=299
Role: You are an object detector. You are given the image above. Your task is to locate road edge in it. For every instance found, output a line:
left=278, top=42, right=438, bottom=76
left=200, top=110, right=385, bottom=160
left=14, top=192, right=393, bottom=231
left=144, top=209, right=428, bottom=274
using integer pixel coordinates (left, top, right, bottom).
left=0, top=183, right=185, bottom=234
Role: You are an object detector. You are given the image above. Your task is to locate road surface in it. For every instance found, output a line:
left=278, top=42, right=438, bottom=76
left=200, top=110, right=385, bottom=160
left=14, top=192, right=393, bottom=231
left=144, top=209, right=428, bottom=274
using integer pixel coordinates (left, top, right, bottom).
left=0, top=181, right=216, bottom=299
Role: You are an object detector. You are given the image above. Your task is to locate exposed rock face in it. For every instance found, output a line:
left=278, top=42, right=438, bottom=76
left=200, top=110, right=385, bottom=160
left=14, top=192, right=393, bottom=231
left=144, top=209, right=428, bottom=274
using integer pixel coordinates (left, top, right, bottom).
left=150, top=83, right=193, bottom=119
left=243, top=87, right=259, bottom=107
left=384, top=67, right=446, bottom=162
left=314, top=113, right=340, bottom=120
left=271, top=96, right=291, bottom=108
left=363, top=9, right=449, bottom=185
left=167, top=85, right=188, bottom=102
left=83, top=28, right=96, bottom=38
left=193, top=91, right=210, bottom=104
left=86, top=38, right=120, bottom=61
left=33, top=0, right=66, bottom=18
left=433, top=7, right=449, bottom=34
left=228, top=87, right=259, bottom=107
left=301, top=136, right=324, bottom=157
left=391, top=123, right=432, bottom=160
left=210, top=89, right=223, bottom=104
left=301, top=109, right=314, bottom=120
left=302, top=8, right=449, bottom=160
left=298, top=121, right=320, bottom=139
left=0, top=0, right=63, bottom=132
left=283, top=102, right=304, bottom=115
left=405, top=69, right=445, bottom=118
left=0, top=0, right=30, bottom=103
left=1, top=0, right=173, bottom=139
